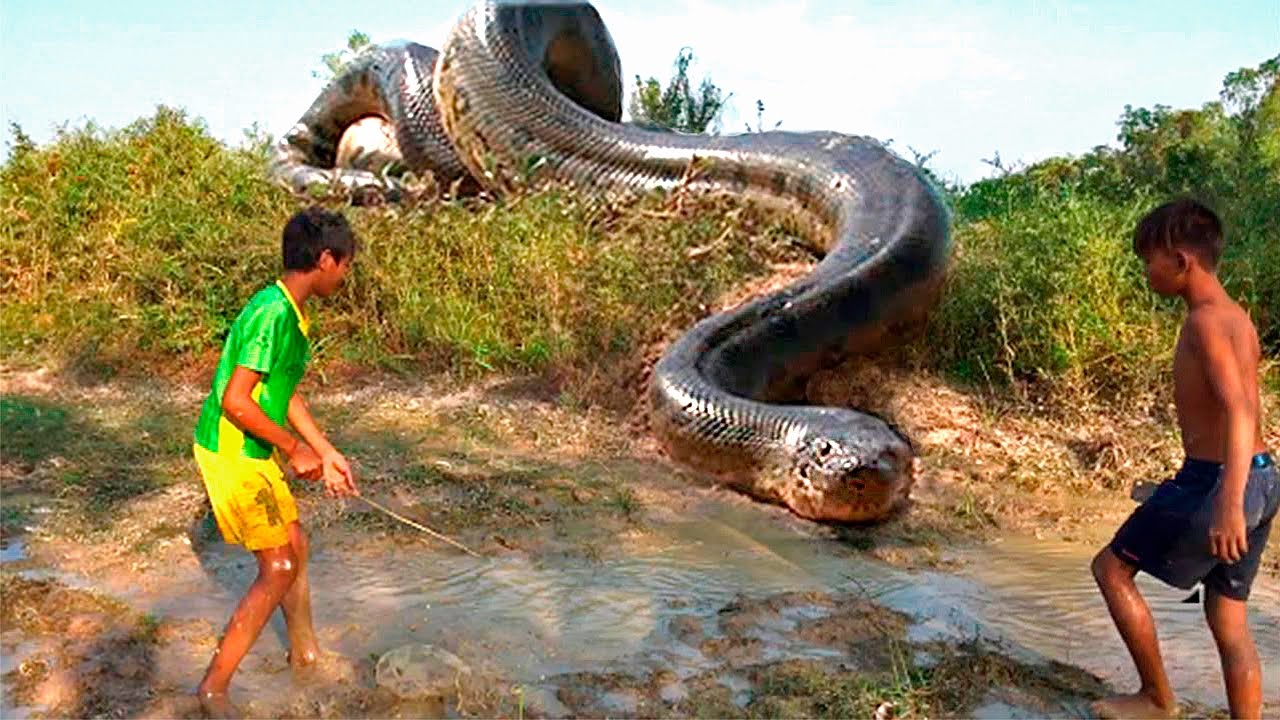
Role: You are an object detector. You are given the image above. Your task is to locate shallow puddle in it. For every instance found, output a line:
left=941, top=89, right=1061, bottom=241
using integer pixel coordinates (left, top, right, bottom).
left=949, top=535, right=1280, bottom=705
left=1, top=538, right=27, bottom=564
left=4, top=500, right=1276, bottom=715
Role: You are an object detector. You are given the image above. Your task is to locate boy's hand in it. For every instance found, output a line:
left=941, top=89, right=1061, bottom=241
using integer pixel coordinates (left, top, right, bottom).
left=287, top=440, right=324, bottom=481
left=322, top=451, right=359, bottom=497
left=1209, top=497, right=1248, bottom=564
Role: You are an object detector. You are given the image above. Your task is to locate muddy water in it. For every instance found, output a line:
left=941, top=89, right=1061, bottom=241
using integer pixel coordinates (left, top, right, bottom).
left=119, top=505, right=918, bottom=691
left=5, top=502, right=1277, bottom=713
left=949, top=535, right=1280, bottom=704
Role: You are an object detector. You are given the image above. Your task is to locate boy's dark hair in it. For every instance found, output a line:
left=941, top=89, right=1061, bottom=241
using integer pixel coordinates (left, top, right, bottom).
left=1133, top=197, right=1224, bottom=269
left=282, top=207, right=358, bottom=271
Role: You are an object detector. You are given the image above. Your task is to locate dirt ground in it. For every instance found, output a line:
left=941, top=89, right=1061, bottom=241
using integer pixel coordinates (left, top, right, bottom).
left=1, top=361, right=1277, bottom=718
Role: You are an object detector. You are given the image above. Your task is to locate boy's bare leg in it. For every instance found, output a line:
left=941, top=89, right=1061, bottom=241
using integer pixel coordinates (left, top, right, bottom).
left=1090, top=548, right=1179, bottom=719
left=197, top=544, right=300, bottom=719
left=1204, top=588, right=1262, bottom=719
left=279, top=521, right=321, bottom=668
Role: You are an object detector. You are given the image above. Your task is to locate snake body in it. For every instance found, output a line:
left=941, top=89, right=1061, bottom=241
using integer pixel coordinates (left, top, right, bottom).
left=272, top=1, right=951, bottom=522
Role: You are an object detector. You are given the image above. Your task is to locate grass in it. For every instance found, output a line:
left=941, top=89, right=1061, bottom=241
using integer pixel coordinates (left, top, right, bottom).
left=6, top=107, right=1276, bottom=413
left=1, top=107, right=802, bottom=381
left=923, top=177, right=1279, bottom=406
left=550, top=615, right=1109, bottom=720
left=0, top=394, right=186, bottom=522
left=925, top=188, right=1178, bottom=400
left=746, top=652, right=931, bottom=719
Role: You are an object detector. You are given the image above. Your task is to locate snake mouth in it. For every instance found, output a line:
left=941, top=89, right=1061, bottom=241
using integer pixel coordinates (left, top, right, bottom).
left=788, top=441, right=914, bottom=523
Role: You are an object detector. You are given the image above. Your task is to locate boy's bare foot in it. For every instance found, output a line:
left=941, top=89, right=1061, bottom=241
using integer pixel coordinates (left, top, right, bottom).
left=288, top=649, right=357, bottom=687
left=197, top=689, right=241, bottom=720
left=288, top=647, right=320, bottom=669
left=1090, top=692, right=1178, bottom=719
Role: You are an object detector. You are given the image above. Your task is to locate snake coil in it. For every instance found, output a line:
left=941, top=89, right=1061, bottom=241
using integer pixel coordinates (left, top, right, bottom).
left=271, top=0, right=952, bottom=522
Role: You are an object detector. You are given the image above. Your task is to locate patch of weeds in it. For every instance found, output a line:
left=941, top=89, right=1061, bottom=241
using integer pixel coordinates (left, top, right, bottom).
left=921, top=638, right=1108, bottom=715
left=952, top=491, right=994, bottom=528
left=402, top=462, right=448, bottom=489
left=1, top=573, right=133, bottom=634
left=81, top=474, right=159, bottom=516
left=454, top=409, right=499, bottom=443
left=1, top=505, right=30, bottom=534
left=746, top=645, right=930, bottom=719
left=511, top=684, right=527, bottom=720
left=556, top=390, right=585, bottom=412
left=678, top=686, right=740, bottom=719
left=0, top=396, right=70, bottom=464
left=606, top=487, right=642, bottom=520
left=457, top=482, right=542, bottom=527
left=135, top=612, right=162, bottom=643
left=340, top=508, right=404, bottom=534
left=498, top=494, right=539, bottom=521
left=575, top=541, right=605, bottom=564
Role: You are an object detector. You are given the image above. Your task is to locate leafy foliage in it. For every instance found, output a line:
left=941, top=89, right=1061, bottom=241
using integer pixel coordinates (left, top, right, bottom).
left=930, top=54, right=1279, bottom=400
left=628, top=48, right=729, bottom=133
left=314, top=30, right=373, bottom=81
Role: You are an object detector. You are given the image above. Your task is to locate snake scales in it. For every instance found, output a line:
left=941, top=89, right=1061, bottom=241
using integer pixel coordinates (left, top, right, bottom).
left=271, top=0, right=952, bottom=522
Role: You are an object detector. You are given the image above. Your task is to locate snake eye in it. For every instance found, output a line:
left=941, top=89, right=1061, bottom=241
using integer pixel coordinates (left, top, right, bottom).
left=814, top=439, right=833, bottom=459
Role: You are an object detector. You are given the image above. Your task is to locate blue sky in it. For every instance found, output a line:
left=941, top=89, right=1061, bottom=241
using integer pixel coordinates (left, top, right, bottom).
left=2, top=0, right=1276, bottom=183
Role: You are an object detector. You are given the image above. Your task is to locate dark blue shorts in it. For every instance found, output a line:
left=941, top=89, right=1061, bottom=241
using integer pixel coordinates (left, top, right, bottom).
left=1110, top=452, right=1280, bottom=600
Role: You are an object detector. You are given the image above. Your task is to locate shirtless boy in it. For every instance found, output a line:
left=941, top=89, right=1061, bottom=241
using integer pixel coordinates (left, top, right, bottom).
left=1091, top=198, right=1277, bottom=719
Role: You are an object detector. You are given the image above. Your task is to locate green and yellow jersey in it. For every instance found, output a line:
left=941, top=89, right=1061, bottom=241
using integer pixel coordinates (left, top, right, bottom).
left=194, top=280, right=310, bottom=460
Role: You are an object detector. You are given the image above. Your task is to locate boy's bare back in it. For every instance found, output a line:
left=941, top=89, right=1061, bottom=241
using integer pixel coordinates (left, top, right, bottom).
left=1173, top=298, right=1266, bottom=462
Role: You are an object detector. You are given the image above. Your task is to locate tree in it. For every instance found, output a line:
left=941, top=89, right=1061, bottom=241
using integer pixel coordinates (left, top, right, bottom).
left=629, top=48, right=729, bottom=134
left=314, top=30, right=373, bottom=81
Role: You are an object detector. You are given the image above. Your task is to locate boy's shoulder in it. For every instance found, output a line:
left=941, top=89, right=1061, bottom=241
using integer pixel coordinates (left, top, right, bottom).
left=237, top=283, right=290, bottom=317
left=1181, top=299, right=1260, bottom=356
left=230, top=283, right=297, bottom=333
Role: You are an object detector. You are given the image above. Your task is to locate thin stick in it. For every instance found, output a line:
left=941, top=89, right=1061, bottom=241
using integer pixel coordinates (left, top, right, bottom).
left=355, top=495, right=482, bottom=558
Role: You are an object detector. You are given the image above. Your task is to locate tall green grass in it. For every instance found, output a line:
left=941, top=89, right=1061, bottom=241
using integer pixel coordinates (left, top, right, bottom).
left=0, top=107, right=798, bottom=376
left=2, top=108, right=292, bottom=363
left=925, top=185, right=1180, bottom=400
left=2, top=104, right=1274, bottom=405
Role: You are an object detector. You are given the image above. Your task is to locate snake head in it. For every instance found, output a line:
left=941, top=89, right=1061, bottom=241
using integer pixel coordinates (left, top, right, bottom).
left=782, top=416, right=915, bottom=523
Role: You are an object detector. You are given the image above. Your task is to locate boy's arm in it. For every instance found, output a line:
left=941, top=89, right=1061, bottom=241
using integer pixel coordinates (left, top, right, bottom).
left=1188, top=313, right=1254, bottom=564
left=287, top=393, right=359, bottom=497
left=222, top=366, right=323, bottom=480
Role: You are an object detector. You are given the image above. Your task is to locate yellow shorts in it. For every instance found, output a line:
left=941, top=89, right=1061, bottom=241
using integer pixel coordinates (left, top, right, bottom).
left=193, top=443, right=298, bottom=551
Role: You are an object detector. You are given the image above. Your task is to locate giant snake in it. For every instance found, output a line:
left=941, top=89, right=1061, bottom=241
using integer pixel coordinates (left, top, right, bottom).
left=271, top=0, right=952, bottom=522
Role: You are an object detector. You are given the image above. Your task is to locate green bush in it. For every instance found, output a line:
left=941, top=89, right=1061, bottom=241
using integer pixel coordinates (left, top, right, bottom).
left=927, top=185, right=1178, bottom=398
left=1, top=107, right=291, bottom=362
left=926, top=54, right=1278, bottom=398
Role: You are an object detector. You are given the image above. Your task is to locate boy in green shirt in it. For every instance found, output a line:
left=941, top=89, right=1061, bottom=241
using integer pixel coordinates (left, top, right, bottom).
left=192, top=207, right=359, bottom=718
